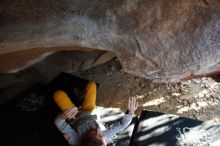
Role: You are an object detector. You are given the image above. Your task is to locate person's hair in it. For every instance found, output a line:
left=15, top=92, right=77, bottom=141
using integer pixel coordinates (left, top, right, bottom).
left=80, top=134, right=105, bottom=146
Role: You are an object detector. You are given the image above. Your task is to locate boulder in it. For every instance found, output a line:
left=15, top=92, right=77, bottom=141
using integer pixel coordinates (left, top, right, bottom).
left=0, top=0, right=219, bottom=82
left=0, top=50, right=115, bottom=105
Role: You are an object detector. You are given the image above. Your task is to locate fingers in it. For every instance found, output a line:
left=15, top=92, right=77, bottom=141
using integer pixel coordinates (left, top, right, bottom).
left=67, top=112, right=77, bottom=119
left=126, top=97, right=138, bottom=114
left=64, top=107, right=75, bottom=113
left=135, top=101, right=138, bottom=109
left=64, top=107, right=78, bottom=119
left=128, top=97, right=137, bottom=108
left=125, top=100, right=128, bottom=107
left=68, top=110, right=77, bottom=119
left=132, top=97, right=137, bottom=109
left=128, top=97, right=131, bottom=108
left=132, top=97, right=136, bottom=107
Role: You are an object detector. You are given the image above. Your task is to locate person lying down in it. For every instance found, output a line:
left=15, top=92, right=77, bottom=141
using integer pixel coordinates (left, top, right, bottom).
left=53, top=81, right=138, bottom=146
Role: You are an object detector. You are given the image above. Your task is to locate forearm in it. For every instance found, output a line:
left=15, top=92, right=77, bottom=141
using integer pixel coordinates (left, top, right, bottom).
left=54, top=116, right=78, bottom=145
left=101, top=113, right=133, bottom=141
left=54, top=117, right=71, bottom=134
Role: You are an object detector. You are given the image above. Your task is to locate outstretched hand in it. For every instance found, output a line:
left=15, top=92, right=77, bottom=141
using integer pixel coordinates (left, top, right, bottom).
left=126, top=97, right=138, bottom=115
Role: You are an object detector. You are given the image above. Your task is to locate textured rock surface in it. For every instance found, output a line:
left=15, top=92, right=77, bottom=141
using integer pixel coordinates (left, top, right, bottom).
left=0, top=0, right=220, bottom=82
left=0, top=46, right=95, bottom=73
left=0, top=50, right=115, bottom=104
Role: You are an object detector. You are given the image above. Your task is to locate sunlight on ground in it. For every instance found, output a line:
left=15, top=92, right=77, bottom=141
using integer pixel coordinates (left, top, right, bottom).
left=143, top=97, right=166, bottom=107
left=177, top=80, right=219, bottom=114
left=129, top=77, right=220, bottom=123
left=136, top=95, right=145, bottom=99
left=177, top=102, right=209, bottom=114
left=96, top=107, right=122, bottom=122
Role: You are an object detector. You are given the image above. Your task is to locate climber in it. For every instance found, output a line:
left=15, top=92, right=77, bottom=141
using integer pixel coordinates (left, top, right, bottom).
left=53, top=81, right=138, bottom=146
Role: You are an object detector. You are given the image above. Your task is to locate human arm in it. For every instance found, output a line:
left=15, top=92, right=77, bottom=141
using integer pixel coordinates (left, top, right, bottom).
left=54, top=108, right=79, bottom=145
left=100, top=97, right=138, bottom=142
left=100, top=113, right=133, bottom=142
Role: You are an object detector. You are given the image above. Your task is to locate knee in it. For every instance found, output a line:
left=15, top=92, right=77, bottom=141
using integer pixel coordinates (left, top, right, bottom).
left=86, top=81, right=97, bottom=90
left=54, top=90, right=68, bottom=101
left=53, top=90, right=74, bottom=111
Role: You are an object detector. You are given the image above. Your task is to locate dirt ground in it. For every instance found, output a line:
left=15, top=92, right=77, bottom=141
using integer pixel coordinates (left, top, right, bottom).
left=73, top=58, right=220, bottom=124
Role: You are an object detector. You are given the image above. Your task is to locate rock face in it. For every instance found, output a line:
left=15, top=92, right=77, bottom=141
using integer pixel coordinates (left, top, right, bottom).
left=0, top=50, right=115, bottom=104
left=0, top=0, right=220, bottom=82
